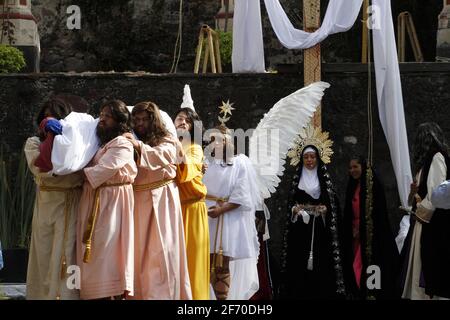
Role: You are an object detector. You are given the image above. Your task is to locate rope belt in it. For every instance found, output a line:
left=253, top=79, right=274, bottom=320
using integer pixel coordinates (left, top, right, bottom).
left=39, top=184, right=81, bottom=299
left=181, top=197, right=206, bottom=206
left=133, top=178, right=175, bottom=192
left=290, top=205, right=327, bottom=272
left=82, top=182, right=131, bottom=263
left=209, top=194, right=230, bottom=273
left=206, top=195, right=229, bottom=203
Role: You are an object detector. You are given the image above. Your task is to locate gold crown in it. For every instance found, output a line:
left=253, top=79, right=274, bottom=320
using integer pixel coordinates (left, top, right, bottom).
left=287, top=124, right=334, bottom=165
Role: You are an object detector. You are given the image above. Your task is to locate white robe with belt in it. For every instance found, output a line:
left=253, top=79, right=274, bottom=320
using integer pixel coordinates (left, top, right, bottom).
left=402, top=152, right=447, bottom=300
left=203, top=154, right=260, bottom=300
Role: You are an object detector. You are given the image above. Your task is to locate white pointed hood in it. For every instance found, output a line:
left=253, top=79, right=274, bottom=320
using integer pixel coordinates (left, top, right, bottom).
left=180, top=84, right=195, bottom=111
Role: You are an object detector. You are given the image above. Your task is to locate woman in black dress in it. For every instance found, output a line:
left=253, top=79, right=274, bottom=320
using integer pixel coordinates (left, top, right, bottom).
left=342, top=156, right=400, bottom=300
left=279, top=140, right=345, bottom=299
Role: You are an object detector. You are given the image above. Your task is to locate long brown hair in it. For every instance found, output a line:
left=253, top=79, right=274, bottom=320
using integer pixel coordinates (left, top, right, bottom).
left=97, top=100, right=131, bottom=146
left=132, top=101, right=169, bottom=147
left=174, top=108, right=204, bottom=145
left=412, top=122, right=449, bottom=173
left=36, top=97, right=72, bottom=126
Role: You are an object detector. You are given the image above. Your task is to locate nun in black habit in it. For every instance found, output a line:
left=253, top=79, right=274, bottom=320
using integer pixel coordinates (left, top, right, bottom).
left=279, top=126, right=345, bottom=299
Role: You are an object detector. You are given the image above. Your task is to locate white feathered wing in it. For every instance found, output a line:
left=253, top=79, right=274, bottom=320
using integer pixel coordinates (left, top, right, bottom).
left=249, top=81, right=330, bottom=200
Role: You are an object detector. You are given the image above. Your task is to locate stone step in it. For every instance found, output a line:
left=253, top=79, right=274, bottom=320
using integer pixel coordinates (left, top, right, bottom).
left=0, top=284, right=26, bottom=300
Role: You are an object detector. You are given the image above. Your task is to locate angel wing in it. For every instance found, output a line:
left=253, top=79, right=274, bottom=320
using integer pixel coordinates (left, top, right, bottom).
left=249, top=81, right=330, bottom=199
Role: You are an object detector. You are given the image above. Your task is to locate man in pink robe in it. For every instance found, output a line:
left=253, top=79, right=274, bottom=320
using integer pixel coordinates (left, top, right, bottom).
left=124, top=101, right=192, bottom=300
left=77, top=100, right=137, bottom=300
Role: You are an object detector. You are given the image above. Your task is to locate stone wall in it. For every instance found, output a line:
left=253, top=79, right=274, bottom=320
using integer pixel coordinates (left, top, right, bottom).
left=32, top=0, right=220, bottom=72
left=30, top=0, right=443, bottom=72
left=1, top=63, right=450, bottom=291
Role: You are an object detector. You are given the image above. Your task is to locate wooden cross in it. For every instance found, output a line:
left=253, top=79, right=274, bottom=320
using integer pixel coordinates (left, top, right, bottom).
left=303, top=0, right=322, bottom=129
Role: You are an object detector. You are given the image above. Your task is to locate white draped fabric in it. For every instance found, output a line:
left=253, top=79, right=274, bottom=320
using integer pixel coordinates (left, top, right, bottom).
left=51, top=112, right=99, bottom=176
left=432, top=180, right=450, bottom=209
left=232, top=0, right=363, bottom=73
left=232, top=0, right=266, bottom=73
left=159, top=110, right=178, bottom=138
left=395, top=215, right=410, bottom=253
left=372, top=0, right=412, bottom=207
left=263, top=0, right=363, bottom=49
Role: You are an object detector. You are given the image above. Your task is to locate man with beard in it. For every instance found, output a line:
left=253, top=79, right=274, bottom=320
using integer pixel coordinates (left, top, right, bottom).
left=124, top=101, right=192, bottom=300
left=173, top=106, right=210, bottom=300
left=77, top=100, right=137, bottom=300
left=25, top=97, right=83, bottom=300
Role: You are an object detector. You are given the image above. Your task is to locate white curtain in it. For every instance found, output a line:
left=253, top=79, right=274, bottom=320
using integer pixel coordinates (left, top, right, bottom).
left=372, top=0, right=412, bottom=208
left=263, top=0, right=363, bottom=49
left=232, top=0, right=266, bottom=73
left=232, top=0, right=363, bottom=72
left=232, top=0, right=412, bottom=223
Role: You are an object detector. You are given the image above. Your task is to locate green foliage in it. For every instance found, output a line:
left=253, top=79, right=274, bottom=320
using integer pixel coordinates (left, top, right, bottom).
left=0, top=45, right=26, bottom=73
left=0, top=148, right=35, bottom=249
left=216, top=30, right=232, bottom=66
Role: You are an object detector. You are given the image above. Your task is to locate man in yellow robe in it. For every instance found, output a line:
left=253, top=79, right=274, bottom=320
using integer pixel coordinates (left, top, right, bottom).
left=174, top=107, right=210, bottom=300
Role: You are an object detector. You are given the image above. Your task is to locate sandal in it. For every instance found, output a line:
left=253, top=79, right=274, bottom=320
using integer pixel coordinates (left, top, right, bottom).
left=212, top=268, right=230, bottom=300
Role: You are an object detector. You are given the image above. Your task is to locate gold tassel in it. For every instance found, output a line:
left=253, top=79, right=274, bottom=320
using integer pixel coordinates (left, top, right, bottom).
left=307, top=250, right=313, bottom=270
left=365, top=166, right=374, bottom=266
left=210, top=266, right=216, bottom=285
left=215, top=249, right=224, bottom=268
left=60, top=257, right=67, bottom=279
left=83, top=242, right=92, bottom=263
left=82, top=188, right=100, bottom=263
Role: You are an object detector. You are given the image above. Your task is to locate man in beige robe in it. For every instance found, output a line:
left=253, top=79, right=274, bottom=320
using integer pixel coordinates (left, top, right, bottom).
left=77, top=100, right=137, bottom=300
left=25, top=98, right=82, bottom=300
left=125, top=101, right=192, bottom=300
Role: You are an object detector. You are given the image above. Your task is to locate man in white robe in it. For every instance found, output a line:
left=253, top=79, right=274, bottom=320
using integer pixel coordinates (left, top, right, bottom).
left=203, top=126, right=260, bottom=300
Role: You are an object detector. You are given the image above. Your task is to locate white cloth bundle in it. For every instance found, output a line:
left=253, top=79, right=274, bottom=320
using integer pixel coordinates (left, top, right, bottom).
left=395, top=215, right=410, bottom=253
left=51, top=112, right=100, bottom=175
left=159, top=109, right=177, bottom=138
left=431, top=180, right=450, bottom=209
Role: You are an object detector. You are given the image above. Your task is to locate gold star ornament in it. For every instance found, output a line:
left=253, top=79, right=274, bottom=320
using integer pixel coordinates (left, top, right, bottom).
left=218, top=100, right=235, bottom=125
